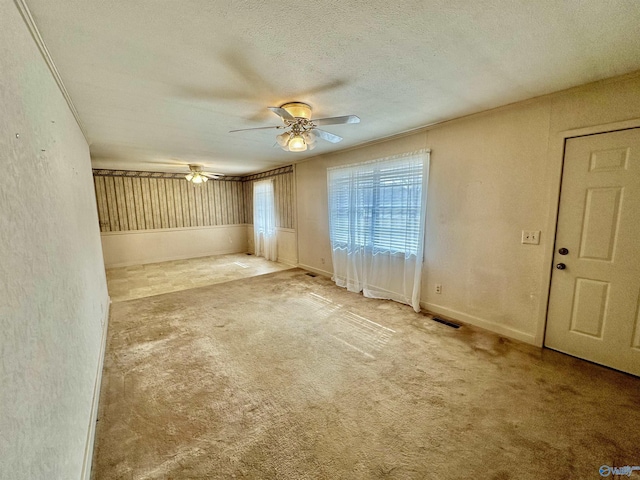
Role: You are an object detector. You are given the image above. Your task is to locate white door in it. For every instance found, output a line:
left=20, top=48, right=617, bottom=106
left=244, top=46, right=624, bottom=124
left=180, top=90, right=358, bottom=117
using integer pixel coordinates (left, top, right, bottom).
left=545, top=128, right=640, bottom=376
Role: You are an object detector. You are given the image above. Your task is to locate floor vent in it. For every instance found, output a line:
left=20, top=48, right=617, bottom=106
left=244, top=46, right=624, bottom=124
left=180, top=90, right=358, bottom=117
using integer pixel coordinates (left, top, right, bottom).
left=432, top=317, right=461, bottom=329
left=305, top=272, right=317, bottom=277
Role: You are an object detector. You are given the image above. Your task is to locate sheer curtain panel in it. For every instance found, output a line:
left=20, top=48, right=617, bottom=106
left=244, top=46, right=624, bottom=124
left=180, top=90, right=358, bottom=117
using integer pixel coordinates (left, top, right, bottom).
left=327, top=149, right=430, bottom=312
left=253, top=179, right=277, bottom=261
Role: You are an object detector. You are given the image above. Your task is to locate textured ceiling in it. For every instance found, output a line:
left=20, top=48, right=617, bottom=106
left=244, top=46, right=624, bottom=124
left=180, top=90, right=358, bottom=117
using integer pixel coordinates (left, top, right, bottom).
left=25, top=0, right=640, bottom=175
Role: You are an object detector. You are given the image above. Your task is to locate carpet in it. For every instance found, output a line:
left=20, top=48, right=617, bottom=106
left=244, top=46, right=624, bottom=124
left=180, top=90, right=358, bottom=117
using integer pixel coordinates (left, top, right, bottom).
left=92, top=268, right=640, bottom=479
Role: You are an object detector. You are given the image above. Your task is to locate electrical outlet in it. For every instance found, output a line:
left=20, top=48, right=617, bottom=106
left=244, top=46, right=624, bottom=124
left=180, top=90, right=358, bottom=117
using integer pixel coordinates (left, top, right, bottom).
left=435, top=284, right=442, bottom=294
left=521, top=230, right=541, bottom=245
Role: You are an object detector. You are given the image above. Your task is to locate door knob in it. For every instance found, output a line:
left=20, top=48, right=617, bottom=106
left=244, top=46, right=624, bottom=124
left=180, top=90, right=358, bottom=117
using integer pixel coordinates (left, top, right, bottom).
left=558, top=248, right=569, bottom=255
left=556, top=263, right=566, bottom=270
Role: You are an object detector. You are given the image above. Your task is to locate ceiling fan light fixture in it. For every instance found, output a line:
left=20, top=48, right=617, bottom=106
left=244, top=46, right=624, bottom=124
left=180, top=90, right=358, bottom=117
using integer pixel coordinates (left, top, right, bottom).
left=302, top=130, right=316, bottom=144
left=184, top=164, right=221, bottom=184
left=231, top=102, right=356, bottom=151
left=288, top=134, right=307, bottom=152
left=276, top=132, right=290, bottom=147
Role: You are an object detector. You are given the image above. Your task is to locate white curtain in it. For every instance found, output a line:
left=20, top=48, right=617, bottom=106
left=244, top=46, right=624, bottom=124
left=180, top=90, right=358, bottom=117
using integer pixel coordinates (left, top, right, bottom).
left=327, top=150, right=429, bottom=312
left=253, top=179, right=278, bottom=261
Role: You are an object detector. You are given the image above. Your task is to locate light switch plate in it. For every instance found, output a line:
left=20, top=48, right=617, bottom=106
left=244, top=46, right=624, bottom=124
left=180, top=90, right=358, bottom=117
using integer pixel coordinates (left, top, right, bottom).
left=521, top=230, right=540, bottom=245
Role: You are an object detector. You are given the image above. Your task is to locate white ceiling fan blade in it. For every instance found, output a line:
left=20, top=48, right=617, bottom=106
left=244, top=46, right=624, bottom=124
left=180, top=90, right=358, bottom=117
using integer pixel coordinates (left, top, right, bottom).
left=312, top=115, right=360, bottom=126
left=229, top=125, right=283, bottom=133
left=268, top=106, right=295, bottom=122
left=203, top=172, right=225, bottom=179
left=314, top=128, right=343, bottom=143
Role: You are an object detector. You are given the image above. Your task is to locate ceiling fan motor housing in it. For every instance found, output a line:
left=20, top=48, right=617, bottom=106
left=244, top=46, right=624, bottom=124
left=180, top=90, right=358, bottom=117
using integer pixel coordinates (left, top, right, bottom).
left=281, top=102, right=312, bottom=120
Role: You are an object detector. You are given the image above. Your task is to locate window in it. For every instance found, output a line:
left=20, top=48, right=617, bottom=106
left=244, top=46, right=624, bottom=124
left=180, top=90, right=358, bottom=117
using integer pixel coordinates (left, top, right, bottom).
left=327, top=150, right=429, bottom=312
left=253, top=179, right=277, bottom=261
left=328, top=152, right=425, bottom=256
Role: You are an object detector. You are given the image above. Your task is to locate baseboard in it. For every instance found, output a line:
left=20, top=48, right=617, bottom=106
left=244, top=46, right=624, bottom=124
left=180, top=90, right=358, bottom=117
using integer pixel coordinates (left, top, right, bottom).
left=297, top=263, right=333, bottom=278
left=420, top=301, right=537, bottom=345
left=80, top=296, right=110, bottom=480
left=278, top=257, right=298, bottom=267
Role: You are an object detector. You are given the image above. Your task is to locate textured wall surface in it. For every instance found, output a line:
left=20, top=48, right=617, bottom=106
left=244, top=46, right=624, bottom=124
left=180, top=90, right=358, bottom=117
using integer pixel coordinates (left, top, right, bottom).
left=0, top=1, right=109, bottom=479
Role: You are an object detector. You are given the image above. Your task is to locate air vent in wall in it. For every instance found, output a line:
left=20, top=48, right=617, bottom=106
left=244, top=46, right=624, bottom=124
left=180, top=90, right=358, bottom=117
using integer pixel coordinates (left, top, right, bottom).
left=432, top=317, right=461, bottom=329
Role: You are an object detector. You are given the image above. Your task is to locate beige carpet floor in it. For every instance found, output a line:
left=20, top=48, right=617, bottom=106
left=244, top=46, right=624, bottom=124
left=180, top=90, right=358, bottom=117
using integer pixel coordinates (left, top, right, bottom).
left=92, top=268, right=640, bottom=479
left=105, top=253, right=293, bottom=302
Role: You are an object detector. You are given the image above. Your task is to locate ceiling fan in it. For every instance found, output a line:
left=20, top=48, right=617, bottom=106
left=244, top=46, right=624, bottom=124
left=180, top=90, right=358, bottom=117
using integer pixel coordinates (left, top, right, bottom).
left=229, top=102, right=360, bottom=152
left=185, top=164, right=224, bottom=184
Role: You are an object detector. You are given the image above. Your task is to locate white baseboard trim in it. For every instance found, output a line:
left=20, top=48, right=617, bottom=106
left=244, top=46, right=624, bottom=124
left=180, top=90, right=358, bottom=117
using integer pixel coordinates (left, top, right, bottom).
left=297, top=263, right=333, bottom=278
left=278, top=257, right=298, bottom=267
left=420, top=301, right=537, bottom=345
left=80, top=296, right=110, bottom=480
left=104, top=247, right=245, bottom=268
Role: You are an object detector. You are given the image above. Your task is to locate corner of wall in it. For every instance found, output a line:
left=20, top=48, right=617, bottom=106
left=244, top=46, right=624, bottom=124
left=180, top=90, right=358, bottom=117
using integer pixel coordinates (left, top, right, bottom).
left=80, top=295, right=110, bottom=480
left=297, top=263, right=333, bottom=278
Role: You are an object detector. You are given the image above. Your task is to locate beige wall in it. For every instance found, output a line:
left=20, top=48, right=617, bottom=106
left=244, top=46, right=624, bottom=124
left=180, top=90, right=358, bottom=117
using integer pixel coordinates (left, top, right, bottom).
left=101, top=225, right=249, bottom=268
left=296, top=73, right=640, bottom=346
left=0, top=1, right=110, bottom=478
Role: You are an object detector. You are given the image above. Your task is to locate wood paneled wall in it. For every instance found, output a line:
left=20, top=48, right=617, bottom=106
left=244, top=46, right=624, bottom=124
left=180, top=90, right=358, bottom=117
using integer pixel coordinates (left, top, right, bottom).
left=93, top=166, right=295, bottom=232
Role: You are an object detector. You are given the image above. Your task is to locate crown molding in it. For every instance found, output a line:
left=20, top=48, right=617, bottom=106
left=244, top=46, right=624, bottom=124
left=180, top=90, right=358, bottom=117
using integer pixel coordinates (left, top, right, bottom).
left=242, top=165, right=293, bottom=181
left=92, top=169, right=244, bottom=182
left=14, top=0, right=89, bottom=143
left=92, top=166, right=295, bottom=182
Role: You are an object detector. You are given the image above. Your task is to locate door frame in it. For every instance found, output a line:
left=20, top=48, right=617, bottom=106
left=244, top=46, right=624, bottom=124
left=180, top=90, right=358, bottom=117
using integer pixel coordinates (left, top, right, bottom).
left=535, top=117, right=640, bottom=347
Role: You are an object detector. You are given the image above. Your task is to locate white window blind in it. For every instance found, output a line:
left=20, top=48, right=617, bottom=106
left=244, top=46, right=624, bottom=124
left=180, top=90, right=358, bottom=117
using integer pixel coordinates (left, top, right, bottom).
left=328, top=152, right=425, bottom=255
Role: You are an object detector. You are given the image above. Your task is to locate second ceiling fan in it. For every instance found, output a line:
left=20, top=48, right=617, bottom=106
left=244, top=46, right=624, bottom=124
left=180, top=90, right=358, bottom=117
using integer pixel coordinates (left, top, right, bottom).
left=230, top=102, right=360, bottom=152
